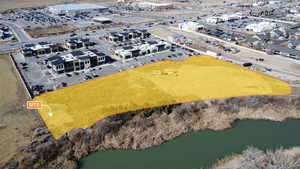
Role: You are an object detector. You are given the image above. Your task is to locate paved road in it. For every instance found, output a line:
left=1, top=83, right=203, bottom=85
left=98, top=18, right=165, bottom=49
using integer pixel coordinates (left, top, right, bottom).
left=0, top=20, right=32, bottom=41
left=0, top=15, right=172, bottom=53
left=248, top=16, right=298, bottom=25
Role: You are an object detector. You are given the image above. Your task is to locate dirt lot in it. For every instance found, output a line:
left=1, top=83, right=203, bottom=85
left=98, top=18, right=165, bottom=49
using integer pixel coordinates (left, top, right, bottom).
left=25, top=25, right=78, bottom=38
left=0, top=54, right=42, bottom=168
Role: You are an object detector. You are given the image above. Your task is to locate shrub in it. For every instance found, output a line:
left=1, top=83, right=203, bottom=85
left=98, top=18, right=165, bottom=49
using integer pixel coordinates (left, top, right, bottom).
left=240, top=147, right=300, bottom=169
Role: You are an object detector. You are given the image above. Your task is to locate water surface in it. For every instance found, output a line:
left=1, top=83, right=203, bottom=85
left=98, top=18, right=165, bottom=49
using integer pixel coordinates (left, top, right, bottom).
left=80, top=119, right=300, bottom=169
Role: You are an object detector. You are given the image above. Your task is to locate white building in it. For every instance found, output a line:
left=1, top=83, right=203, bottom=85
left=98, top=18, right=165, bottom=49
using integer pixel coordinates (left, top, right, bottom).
left=178, top=22, right=204, bottom=32
left=245, top=22, right=277, bottom=33
left=253, top=1, right=267, bottom=6
left=206, top=13, right=245, bottom=24
left=130, top=1, right=173, bottom=9
left=93, top=17, right=112, bottom=24
left=289, top=8, right=299, bottom=14
left=206, top=17, right=221, bottom=24
left=48, top=3, right=108, bottom=16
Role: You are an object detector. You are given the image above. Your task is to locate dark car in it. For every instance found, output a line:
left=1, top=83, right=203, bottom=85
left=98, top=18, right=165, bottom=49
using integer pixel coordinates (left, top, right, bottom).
left=243, top=62, right=253, bottom=67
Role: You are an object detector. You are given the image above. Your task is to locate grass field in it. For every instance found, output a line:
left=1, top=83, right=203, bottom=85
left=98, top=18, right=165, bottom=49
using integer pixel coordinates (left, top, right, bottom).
left=34, top=56, right=291, bottom=139
left=0, top=54, right=41, bottom=167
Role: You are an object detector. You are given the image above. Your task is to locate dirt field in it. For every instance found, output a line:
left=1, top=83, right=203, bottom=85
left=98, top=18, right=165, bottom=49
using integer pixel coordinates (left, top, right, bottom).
left=25, top=25, right=78, bottom=38
left=0, top=54, right=42, bottom=168
left=0, top=54, right=27, bottom=112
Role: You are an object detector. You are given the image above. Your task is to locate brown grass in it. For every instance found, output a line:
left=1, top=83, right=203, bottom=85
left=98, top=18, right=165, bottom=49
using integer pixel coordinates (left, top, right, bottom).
left=0, top=54, right=42, bottom=168
left=0, top=54, right=27, bottom=112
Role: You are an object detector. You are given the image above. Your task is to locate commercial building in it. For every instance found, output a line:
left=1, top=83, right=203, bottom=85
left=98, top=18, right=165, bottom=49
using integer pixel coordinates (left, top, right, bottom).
left=168, top=34, right=186, bottom=44
left=65, top=38, right=96, bottom=49
left=22, top=42, right=65, bottom=57
left=114, top=40, right=171, bottom=61
left=178, top=22, right=204, bottom=32
left=47, top=50, right=106, bottom=74
left=0, top=26, right=13, bottom=40
left=206, top=13, right=246, bottom=24
left=47, top=3, right=108, bottom=16
left=245, top=22, right=278, bottom=33
left=130, top=1, right=173, bottom=9
left=107, top=29, right=151, bottom=42
left=93, top=17, right=112, bottom=24
left=206, top=17, right=221, bottom=24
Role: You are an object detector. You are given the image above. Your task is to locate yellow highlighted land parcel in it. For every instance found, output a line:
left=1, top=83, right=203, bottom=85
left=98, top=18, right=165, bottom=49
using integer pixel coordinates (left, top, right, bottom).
left=34, top=56, right=292, bottom=138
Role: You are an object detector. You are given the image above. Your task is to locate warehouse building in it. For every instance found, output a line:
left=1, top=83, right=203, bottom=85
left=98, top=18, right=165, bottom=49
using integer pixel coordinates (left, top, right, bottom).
left=130, top=1, right=173, bottom=9
left=47, top=3, right=108, bottom=16
left=206, top=13, right=246, bottom=24
left=178, top=22, right=204, bottom=32
left=47, top=50, right=106, bottom=74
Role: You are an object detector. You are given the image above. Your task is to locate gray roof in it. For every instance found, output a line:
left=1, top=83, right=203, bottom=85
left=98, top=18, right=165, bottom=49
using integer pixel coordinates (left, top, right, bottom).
left=265, top=44, right=300, bottom=58
left=289, top=39, right=300, bottom=46
left=49, top=55, right=64, bottom=65
left=246, top=37, right=259, bottom=43
left=268, top=39, right=287, bottom=45
left=48, top=3, right=107, bottom=12
left=253, top=34, right=269, bottom=41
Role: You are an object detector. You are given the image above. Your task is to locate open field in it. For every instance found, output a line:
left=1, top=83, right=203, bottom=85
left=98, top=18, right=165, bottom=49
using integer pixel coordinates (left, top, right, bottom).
left=0, top=54, right=27, bottom=113
left=0, top=54, right=41, bottom=167
left=34, top=56, right=291, bottom=139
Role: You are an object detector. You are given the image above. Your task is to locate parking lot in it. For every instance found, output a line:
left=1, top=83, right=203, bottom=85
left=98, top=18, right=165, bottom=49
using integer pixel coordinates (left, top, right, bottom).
left=12, top=33, right=196, bottom=96
left=1, top=6, right=163, bottom=30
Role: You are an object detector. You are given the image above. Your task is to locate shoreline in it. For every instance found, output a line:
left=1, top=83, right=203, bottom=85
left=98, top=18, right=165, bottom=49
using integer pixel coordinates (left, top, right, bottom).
left=4, top=95, right=300, bottom=169
left=211, top=146, right=300, bottom=169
